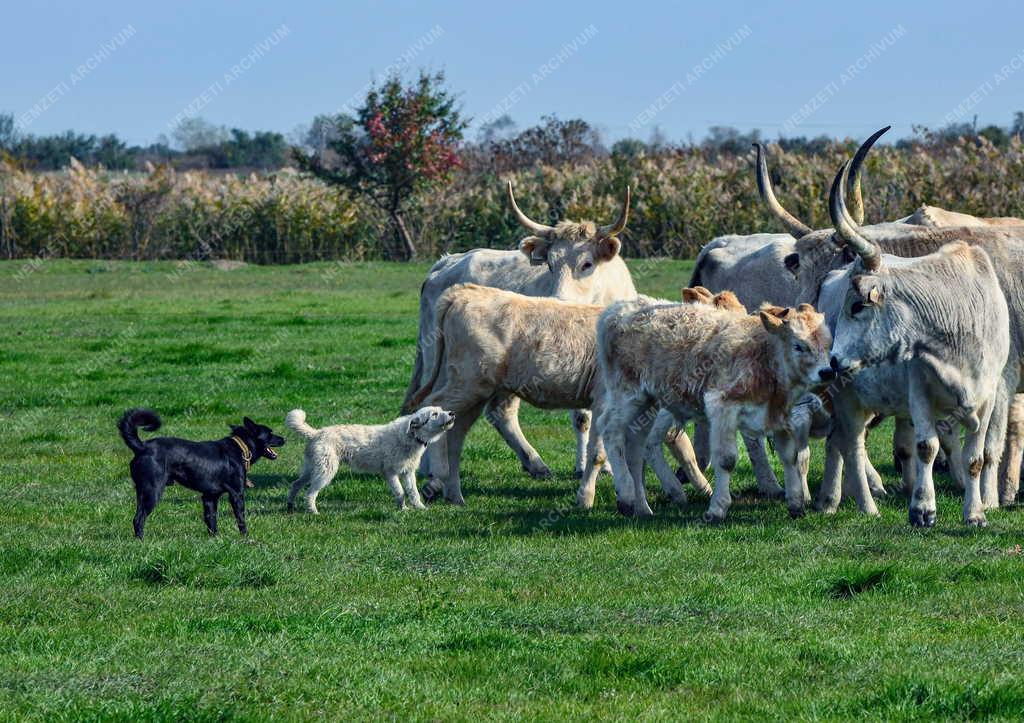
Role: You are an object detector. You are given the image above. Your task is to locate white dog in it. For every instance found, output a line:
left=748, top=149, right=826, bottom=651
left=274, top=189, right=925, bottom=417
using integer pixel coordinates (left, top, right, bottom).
left=284, top=406, right=455, bottom=513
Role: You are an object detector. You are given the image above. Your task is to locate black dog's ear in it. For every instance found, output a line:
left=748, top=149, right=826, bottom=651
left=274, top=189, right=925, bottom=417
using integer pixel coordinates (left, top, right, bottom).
left=243, top=417, right=258, bottom=430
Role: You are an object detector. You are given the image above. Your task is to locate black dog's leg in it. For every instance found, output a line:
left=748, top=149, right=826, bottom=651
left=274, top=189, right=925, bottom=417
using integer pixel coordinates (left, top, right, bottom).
left=228, top=491, right=248, bottom=536
left=202, top=494, right=220, bottom=536
left=133, top=486, right=161, bottom=540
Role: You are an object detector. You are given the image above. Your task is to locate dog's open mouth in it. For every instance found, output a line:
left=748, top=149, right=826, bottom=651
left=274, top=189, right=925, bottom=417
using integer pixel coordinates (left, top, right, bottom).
left=264, top=447, right=279, bottom=460
left=443, top=419, right=455, bottom=430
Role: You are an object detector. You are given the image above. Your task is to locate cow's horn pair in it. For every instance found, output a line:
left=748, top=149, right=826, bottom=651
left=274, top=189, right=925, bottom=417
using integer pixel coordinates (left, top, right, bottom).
left=754, top=126, right=889, bottom=239
left=507, top=181, right=631, bottom=237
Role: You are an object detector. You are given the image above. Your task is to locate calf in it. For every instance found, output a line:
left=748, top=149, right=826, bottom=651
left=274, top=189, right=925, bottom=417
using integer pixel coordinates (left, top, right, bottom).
left=595, top=297, right=831, bottom=522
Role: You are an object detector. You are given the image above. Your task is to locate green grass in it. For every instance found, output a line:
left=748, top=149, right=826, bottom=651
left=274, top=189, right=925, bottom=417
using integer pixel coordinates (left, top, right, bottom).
left=2, top=259, right=1024, bottom=721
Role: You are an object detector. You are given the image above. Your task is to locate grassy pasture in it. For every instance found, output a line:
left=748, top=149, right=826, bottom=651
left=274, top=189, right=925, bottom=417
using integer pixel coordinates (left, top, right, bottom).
left=2, top=259, right=1024, bottom=721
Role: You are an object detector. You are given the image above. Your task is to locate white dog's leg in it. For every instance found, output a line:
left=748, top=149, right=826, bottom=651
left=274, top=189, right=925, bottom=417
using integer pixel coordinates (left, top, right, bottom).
left=287, top=465, right=310, bottom=511
left=403, top=470, right=427, bottom=510
left=305, top=454, right=339, bottom=515
left=386, top=474, right=406, bottom=510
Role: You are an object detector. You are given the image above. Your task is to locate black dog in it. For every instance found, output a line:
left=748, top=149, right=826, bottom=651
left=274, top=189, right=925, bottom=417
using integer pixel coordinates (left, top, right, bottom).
left=118, top=408, right=285, bottom=539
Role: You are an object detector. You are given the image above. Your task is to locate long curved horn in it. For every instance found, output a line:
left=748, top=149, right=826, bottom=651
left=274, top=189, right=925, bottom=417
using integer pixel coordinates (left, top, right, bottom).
left=507, top=181, right=554, bottom=235
left=847, top=126, right=891, bottom=225
left=598, top=186, right=631, bottom=237
left=829, top=160, right=881, bottom=271
left=753, top=143, right=812, bottom=239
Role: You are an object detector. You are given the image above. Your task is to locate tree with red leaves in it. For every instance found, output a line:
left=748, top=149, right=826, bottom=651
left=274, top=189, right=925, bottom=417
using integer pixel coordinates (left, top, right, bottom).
left=295, top=71, right=465, bottom=260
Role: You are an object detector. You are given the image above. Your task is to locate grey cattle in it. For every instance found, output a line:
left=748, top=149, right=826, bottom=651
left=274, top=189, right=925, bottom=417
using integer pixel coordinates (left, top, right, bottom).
left=761, top=130, right=1024, bottom=505
left=824, top=160, right=1011, bottom=526
left=401, top=182, right=636, bottom=481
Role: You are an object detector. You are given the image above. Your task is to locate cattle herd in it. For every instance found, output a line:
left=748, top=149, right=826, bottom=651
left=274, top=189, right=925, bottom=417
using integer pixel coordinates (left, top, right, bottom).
left=394, top=126, right=1024, bottom=528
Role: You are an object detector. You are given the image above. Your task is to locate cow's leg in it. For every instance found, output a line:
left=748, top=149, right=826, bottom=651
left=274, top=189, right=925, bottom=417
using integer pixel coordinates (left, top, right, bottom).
left=893, top=418, right=917, bottom=494
left=999, top=394, right=1024, bottom=505
left=907, top=374, right=939, bottom=528
left=816, top=431, right=845, bottom=514
left=962, top=399, right=994, bottom=526
left=743, top=432, right=783, bottom=499
left=938, top=425, right=966, bottom=491
left=602, top=396, right=648, bottom=516
left=773, top=428, right=809, bottom=518
left=441, top=402, right=485, bottom=506
left=572, top=410, right=609, bottom=476
left=833, top=394, right=879, bottom=516
left=864, top=454, right=888, bottom=497
left=644, top=410, right=690, bottom=505
left=664, top=419, right=712, bottom=496
left=485, top=394, right=551, bottom=479
left=981, top=384, right=1009, bottom=509
left=628, top=408, right=656, bottom=518
left=704, top=403, right=739, bottom=523
left=576, top=406, right=607, bottom=509
left=817, top=432, right=844, bottom=512
left=692, top=419, right=711, bottom=471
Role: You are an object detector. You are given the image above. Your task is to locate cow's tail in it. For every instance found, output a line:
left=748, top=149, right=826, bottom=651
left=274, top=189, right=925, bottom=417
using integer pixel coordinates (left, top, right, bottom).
left=688, top=243, right=715, bottom=288
left=400, top=279, right=430, bottom=415
left=403, top=286, right=461, bottom=413
left=118, top=408, right=161, bottom=454
left=285, top=409, right=320, bottom=439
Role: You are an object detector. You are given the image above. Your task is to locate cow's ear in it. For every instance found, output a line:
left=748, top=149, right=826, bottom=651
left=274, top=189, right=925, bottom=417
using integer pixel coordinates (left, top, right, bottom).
left=759, top=309, right=786, bottom=333
left=853, top=275, right=884, bottom=305
left=761, top=304, right=788, bottom=319
left=519, top=236, right=550, bottom=266
left=595, top=235, right=622, bottom=262
left=796, top=303, right=815, bottom=314
left=682, top=287, right=709, bottom=304
left=713, top=291, right=744, bottom=312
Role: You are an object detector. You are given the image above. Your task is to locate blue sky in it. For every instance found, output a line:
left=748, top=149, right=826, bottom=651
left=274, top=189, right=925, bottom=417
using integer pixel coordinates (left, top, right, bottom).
left=5, top=0, right=1024, bottom=146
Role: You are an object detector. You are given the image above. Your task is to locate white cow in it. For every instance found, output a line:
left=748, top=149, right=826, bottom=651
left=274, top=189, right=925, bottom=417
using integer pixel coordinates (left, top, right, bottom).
left=402, top=182, right=636, bottom=482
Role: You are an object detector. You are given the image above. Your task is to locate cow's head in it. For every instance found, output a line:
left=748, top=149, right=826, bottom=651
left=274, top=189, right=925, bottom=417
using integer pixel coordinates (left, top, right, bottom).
left=508, top=181, right=631, bottom=301
left=759, top=303, right=833, bottom=386
left=756, top=128, right=889, bottom=306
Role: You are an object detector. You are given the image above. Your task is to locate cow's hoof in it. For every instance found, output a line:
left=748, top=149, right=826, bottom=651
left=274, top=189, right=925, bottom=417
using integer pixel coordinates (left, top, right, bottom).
left=909, top=508, right=936, bottom=528
left=702, top=510, right=726, bottom=524
left=634, top=504, right=655, bottom=519
left=524, top=463, right=552, bottom=479
left=573, top=468, right=583, bottom=480
left=759, top=485, right=785, bottom=500
left=444, top=494, right=466, bottom=506
left=870, top=484, right=889, bottom=497
left=815, top=498, right=839, bottom=515
left=965, top=514, right=988, bottom=528
left=600, top=462, right=613, bottom=476
left=788, top=505, right=806, bottom=519
left=616, top=500, right=634, bottom=517
left=668, top=493, right=688, bottom=507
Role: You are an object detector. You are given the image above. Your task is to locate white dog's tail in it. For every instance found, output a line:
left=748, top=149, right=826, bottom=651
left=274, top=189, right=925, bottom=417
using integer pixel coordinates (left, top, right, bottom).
left=285, top=409, right=319, bottom=439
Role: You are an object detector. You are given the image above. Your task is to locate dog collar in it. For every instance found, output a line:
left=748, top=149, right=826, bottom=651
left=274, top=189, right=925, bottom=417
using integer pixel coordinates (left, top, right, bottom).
left=230, top=436, right=252, bottom=472
left=413, top=434, right=430, bottom=447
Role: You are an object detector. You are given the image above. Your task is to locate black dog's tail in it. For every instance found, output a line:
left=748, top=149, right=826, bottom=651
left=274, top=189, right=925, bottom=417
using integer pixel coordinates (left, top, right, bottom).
left=118, top=408, right=161, bottom=454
